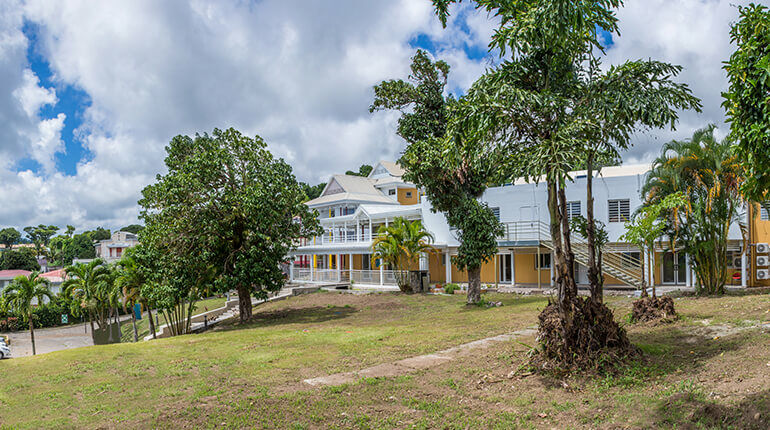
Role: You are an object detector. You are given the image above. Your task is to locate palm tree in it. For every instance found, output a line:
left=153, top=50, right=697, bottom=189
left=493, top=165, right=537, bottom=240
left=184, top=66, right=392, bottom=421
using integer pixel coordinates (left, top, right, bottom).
left=371, top=217, right=437, bottom=293
left=116, top=256, right=151, bottom=342
left=64, top=259, right=109, bottom=331
left=642, top=125, right=745, bottom=295
left=3, top=272, right=52, bottom=355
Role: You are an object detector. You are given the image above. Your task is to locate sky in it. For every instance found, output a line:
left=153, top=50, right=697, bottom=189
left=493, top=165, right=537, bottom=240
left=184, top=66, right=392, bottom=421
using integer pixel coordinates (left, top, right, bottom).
left=0, top=0, right=751, bottom=232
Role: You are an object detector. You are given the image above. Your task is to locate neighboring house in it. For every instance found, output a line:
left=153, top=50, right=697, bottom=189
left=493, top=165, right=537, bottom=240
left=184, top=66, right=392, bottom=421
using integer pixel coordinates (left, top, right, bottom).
left=39, top=268, right=66, bottom=297
left=0, top=270, right=32, bottom=291
left=290, top=162, right=758, bottom=289
left=93, top=231, right=140, bottom=262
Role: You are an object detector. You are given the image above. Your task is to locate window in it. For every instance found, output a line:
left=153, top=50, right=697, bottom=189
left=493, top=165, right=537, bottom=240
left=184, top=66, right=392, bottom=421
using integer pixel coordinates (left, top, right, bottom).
left=388, top=189, right=396, bottom=196
left=566, top=201, right=581, bottom=220
left=761, top=203, right=770, bottom=221
left=536, top=253, right=551, bottom=269
left=608, top=199, right=630, bottom=222
left=406, top=191, right=412, bottom=198
left=491, top=207, right=501, bottom=220
left=362, top=254, right=371, bottom=271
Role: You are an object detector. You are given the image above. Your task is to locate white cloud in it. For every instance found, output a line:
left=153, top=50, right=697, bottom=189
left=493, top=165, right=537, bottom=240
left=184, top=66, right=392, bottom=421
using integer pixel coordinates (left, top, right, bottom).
left=0, top=0, right=748, bottom=231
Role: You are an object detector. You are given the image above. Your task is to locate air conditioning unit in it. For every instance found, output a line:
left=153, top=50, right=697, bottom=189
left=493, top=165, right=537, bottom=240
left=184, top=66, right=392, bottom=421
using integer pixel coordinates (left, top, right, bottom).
left=757, top=256, right=769, bottom=267
left=756, top=243, right=769, bottom=254
left=733, top=257, right=743, bottom=268
left=757, top=269, right=769, bottom=280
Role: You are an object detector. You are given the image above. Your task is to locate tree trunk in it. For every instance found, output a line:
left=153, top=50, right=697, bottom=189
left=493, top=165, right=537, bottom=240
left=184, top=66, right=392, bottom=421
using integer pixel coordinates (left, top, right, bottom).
left=640, top=248, right=649, bottom=298
left=558, top=184, right=577, bottom=299
left=131, top=309, right=138, bottom=342
left=29, top=315, right=36, bottom=356
left=146, top=306, right=157, bottom=339
left=466, top=266, right=482, bottom=304
left=585, top=152, right=602, bottom=304
left=107, top=308, right=114, bottom=343
left=237, top=284, right=252, bottom=322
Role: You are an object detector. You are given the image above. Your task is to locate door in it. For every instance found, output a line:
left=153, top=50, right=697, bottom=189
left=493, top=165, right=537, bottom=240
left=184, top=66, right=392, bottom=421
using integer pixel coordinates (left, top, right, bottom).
left=499, top=254, right=512, bottom=283
left=662, top=252, right=686, bottom=284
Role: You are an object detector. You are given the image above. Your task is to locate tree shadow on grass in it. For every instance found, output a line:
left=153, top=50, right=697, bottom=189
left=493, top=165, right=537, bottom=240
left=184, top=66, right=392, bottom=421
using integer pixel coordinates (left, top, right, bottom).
left=655, top=388, right=770, bottom=429
left=220, top=305, right=358, bottom=330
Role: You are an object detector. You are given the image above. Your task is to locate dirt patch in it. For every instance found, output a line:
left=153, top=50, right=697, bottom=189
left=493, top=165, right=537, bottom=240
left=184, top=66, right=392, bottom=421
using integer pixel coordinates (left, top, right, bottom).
left=532, top=297, right=637, bottom=373
left=632, top=296, right=677, bottom=323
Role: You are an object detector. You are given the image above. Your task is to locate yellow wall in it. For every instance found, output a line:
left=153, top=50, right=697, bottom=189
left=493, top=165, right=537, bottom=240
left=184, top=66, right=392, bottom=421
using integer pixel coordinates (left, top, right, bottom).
left=751, top=203, right=770, bottom=286
left=512, top=253, right=551, bottom=285
left=397, top=187, right=419, bottom=205
left=428, top=253, right=445, bottom=283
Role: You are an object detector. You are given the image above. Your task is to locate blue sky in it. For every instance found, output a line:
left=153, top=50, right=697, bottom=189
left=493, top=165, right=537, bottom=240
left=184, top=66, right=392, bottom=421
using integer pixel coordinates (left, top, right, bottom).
left=19, top=21, right=90, bottom=176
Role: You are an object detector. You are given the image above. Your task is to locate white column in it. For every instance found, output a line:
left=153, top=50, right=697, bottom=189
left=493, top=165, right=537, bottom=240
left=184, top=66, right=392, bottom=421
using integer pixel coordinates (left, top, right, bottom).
left=741, top=251, right=748, bottom=288
left=511, top=249, right=516, bottom=286
left=368, top=219, right=373, bottom=241
left=310, top=254, right=315, bottom=282
left=336, top=254, right=341, bottom=282
left=349, top=253, right=353, bottom=281
left=445, top=251, right=452, bottom=283
left=685, top=253, right=692, bottom=287
left=550, top=252, right=555, bottom=287
left=380, top=259, right=384, bottom=286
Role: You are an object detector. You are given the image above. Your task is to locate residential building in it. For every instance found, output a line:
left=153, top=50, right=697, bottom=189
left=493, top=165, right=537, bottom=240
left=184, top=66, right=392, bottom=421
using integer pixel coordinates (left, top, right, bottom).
left=290, top=161, right=758, bottom=289
left=0, top=270, right=32, bottom=291
left=94, top=231, right=139, bottom=262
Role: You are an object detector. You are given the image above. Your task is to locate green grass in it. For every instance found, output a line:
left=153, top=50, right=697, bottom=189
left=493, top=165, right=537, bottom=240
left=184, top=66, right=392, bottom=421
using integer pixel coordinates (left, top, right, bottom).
left=1, top=291, right=769, bottom=428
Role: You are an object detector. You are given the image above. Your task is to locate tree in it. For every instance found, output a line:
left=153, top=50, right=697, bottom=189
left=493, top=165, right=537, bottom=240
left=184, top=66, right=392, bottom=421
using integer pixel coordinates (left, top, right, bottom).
left=371, top=218, right=437, bottom=292
left=119, top=245, right=158, bottom=339
left=3, top=272, right=52, bottom=355
left=569, top=215, right=608, bottom=299
left=622, top=193, right=687, bottom=298
left=139, top=128, right=321, bottom=323
left=299, top=182, right=326, bottom=201
left=87, top=227, right=111, bottom=241
left=723, top=3, right=770, bottom=206
left=64, top=225, right=75, bottom=238
left=64, top=259, right=110, bottom=331
left=23, top=225, right=59, bottom=257
left=0, top=228, right=21, bottom=249
left=642, top=126, right=745, bottom=295
left=0, top=248, right=40, bottom=271
left=345, top=164, right=374, bottom=177
left=119, top=224, right=144, bottom=234
left=372, top=49, right=502, bottom=304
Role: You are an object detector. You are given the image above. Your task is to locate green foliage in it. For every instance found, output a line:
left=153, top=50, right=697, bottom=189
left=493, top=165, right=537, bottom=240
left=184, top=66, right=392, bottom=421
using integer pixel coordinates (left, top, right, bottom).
left=0, top=227, right=21, bottom=249
left=443, top=283, right=459, bottom=294
left=139, top=127, right=322, bottom=323
left=722, top=3, right=770, bottom=203
left=370, top=49, right=451, bottom=144
left=4, top=271, right=53, bottom=354
left=0, top=247, right=40, bottom=271
left=641, top=127, right=745, bottom=295
left=119, top=224, right=144, bottom=234
left=48, top=232, right=97, bottom=266
left=344, top=164, right=373, bottom=177
left=86, top=227, right=111, bottom=241
left=23, top=224, right=59, bottom=257
left=64, top=259, right=114, bottom=329
left=371, top=217, right=437, bottom=292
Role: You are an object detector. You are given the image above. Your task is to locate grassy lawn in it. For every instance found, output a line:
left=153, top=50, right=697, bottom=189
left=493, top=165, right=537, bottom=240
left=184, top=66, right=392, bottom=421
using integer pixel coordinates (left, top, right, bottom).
left=120, top=296, right=228, bottom=342
left=0, top=290, right=768, bottom=428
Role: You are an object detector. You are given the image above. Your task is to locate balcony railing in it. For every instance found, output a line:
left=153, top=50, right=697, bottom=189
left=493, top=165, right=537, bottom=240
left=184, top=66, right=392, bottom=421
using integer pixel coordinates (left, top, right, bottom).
left=309, top=232, right=385, bottom=245
left=290, top=268, right=402, bottom=286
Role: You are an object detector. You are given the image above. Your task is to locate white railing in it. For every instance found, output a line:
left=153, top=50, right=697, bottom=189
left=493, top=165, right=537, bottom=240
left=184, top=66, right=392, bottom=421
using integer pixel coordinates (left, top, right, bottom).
left=311, top=232, right=385, bottom=245
left=291, top=268, right=401, bottom=286
left=499, top=221, right=551, bottom=242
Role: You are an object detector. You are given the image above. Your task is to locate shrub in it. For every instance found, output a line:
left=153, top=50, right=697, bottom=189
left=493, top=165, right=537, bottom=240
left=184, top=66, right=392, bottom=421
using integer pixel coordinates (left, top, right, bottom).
left=444, top=283, right=459, bottom=294
left=0, top=317, right=20, bottom=331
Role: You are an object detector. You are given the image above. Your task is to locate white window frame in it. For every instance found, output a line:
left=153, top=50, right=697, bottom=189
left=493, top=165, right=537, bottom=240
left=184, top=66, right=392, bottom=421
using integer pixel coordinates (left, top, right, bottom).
left=608, top=199, right=630, bottom=223
left=566, top=201, right=581, bottom=220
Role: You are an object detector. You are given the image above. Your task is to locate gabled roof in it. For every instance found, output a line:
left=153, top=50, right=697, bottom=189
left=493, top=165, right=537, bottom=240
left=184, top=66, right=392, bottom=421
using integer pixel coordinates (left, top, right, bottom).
left=306, top=174, right=397, bottom=207
left=40, top=269, right=66, bottom=282
left=306, top=192, right=397, bottom=207
left=0, top=270, right=32, bottom=279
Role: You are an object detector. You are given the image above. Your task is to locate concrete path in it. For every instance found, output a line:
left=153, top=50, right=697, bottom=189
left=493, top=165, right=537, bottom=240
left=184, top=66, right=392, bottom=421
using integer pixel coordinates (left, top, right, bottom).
left=3, top=322, right=94, bottom=358
left=303, top=327, right=537, bottom=387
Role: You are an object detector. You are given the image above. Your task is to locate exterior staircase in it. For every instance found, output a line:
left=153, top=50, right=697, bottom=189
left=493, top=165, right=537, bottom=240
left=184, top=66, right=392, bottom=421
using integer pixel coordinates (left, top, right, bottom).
left=499, top=221, right=644, bottom=289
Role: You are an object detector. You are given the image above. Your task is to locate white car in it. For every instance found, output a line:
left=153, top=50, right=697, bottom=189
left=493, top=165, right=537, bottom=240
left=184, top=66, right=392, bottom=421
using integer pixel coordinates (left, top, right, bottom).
left=0, top=341, right=10, bottom=359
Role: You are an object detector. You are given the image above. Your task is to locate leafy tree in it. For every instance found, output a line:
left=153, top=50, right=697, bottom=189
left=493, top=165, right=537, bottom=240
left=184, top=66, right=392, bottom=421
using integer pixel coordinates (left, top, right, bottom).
left=299, top=182, right=326, bottom=201
left=120, top=244, right=159, bottom=339
left=642, top=126, right=745, bottom=295
left=0, top=228, right=21, bottom=249
left=723, top=3, right=770, bottom=205
left=622, top=193, right=687, bottom=298
left=569, top=215, right=608, bottom=298
left=64, top=225, right=75, bottom=238
left=0, top=248, right=40, bottom=271
left=23, top=225, right=59, bottom=257
left=4, top=272, right=52, bottom=355
left=139, top=128, right=321, bottom=323
left=87, top=227, right=111, bottom=241
left=345, top=164, right=374, bottom=177
left=371, top=218, right=437, bottom=292
left=370, top=49, right=450, bottom=144
left=372, top=49, right=501, bottom=304
left=119, top=224, right=144, bottom=234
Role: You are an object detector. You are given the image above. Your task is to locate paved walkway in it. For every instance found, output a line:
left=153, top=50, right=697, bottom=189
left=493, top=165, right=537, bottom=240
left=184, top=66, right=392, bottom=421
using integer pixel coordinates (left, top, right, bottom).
left=303, top=327, right=538, bottom=387
left=3, top=322, right=94, bottom=357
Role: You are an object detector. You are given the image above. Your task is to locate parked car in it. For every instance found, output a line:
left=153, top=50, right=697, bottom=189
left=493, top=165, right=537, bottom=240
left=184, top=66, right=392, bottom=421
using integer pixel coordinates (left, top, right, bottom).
left=0, top=340, right=10, bottom=359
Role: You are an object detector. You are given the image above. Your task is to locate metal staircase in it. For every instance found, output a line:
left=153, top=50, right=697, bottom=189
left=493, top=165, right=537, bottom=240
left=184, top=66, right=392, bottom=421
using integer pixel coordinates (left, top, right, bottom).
left=499, top=221, right=643, bottom=288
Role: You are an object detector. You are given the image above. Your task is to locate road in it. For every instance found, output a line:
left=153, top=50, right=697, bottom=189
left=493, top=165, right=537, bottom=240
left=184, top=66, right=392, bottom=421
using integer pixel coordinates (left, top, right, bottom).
left=2, top=322, right=94, bottom=358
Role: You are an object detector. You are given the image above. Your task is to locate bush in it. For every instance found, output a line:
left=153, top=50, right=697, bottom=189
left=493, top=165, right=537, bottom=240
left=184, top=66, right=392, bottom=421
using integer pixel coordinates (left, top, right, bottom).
left=444, top=283, right=459, bottom=294
left=0, top=317, right=20, bottom=332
